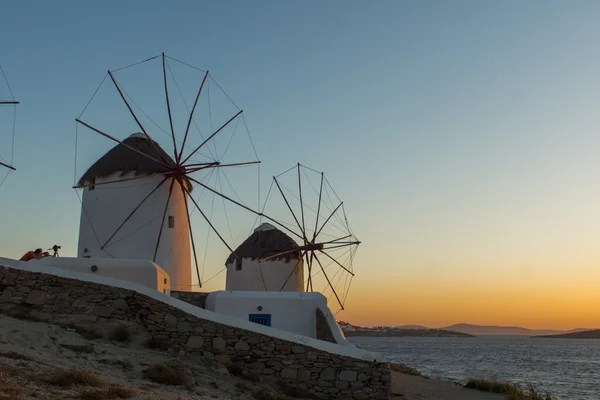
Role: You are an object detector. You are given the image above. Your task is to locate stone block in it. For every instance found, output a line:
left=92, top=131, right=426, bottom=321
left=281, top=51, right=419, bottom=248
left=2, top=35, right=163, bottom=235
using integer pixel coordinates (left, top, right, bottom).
left=214, top=354, right=230, bottom=364
left=235, top=340, right=250, bottom=351
left=298, top=368, right=311, bottom=381
left=320, top=367, right=335, bottom=380
left=339, top=371, right=357, bottom=382
left=177, top=321, right=192, bottom=333
left=92, top=306, right=112, bottom=318
left=281, top=368, right=297, bottom=379
left=0, top=290, right=12, bottom=302
left=164, top=314, right=177, bottom=325
left=213, top=337, right=226, bottom=350
left=112, top=298, right=128, bottom=310
left=186, top=336, right=204, bottom=349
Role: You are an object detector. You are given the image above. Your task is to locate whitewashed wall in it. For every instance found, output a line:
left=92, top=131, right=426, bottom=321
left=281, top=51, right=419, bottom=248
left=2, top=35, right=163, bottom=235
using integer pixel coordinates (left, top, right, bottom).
left=77, top=172, right=192, bottom=291
left=206, top=290, right=322, bottom=338
left=24, top=257, right=171, bottom=294
left=225, top=257, right=304, bottom=292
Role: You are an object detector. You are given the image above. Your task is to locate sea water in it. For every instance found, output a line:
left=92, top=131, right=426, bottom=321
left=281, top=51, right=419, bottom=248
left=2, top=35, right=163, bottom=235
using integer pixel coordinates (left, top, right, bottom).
left=348, top=336, right=600, bottom=400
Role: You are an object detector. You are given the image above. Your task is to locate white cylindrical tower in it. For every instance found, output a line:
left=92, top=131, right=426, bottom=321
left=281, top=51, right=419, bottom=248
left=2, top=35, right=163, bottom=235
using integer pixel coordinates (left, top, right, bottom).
left=225, top=223, right=304, bottom=292
left=77, top=132, right=192, bottom=291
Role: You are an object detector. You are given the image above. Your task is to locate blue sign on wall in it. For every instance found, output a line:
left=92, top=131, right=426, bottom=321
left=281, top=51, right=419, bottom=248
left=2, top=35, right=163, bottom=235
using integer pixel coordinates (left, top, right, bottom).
left=249, top=314, right=272, bottom=327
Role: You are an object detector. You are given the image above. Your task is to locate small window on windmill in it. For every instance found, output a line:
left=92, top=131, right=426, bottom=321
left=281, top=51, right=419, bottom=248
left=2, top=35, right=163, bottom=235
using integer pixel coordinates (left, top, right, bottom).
left=235, top=258, right=242, bottom=271
left=168, top=216, right=175, bottom=229
left=89, top=177, right=96, bottom=191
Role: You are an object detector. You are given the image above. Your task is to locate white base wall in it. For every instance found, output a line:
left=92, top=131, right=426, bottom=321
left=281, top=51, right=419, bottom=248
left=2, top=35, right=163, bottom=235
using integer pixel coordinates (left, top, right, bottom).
left=205, top=290, right=353, bottom=347
left=19, top=257, right=171, bottom=294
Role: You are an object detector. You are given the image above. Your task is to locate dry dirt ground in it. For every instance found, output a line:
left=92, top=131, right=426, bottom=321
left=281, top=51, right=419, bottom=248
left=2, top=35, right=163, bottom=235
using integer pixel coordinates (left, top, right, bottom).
left=0, top=313, right=296, bottom=400
left=0, top=312, right=506, bottom=400
left=391, top=372, right=506, bottom=400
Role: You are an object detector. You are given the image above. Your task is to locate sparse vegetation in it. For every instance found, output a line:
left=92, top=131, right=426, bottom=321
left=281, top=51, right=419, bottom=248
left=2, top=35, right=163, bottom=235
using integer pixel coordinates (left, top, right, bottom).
left=275, top=380, right=311, bottom=398
left=9, top=309, right=42, bottom=322
left=0, top=364, right=22, bottom=377
left=108, top=325, right=130, bottom=343
left=60, top=343, right=95, bottom=353
left=44, top=368, right=104, bottom=388
left=0, top=381, right=24, bottom=399
left=251, top=387, right=286, bottom=400
left=146, top=337, right=168, bottom=350
left=79, top=385, right=136, bottom=400
left=390, top=362, right=422, bottom=377
left=58, top=323, right=102, bottom=340
left=143, top=363, right=190, bottom=386
left=227, top=363, right=244, bottom=377
left=0, top=350, right=33, bottom=361
left=465, top=378, right=557, bottom=400
left=98, top=358, right=133, bottom=370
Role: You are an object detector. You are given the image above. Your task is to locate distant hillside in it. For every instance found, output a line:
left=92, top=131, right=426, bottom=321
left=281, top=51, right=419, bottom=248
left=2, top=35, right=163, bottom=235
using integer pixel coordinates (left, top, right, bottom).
left=533, top=329, right=600, bottom=339
left=339, top=321, right=594, bottom=337
left=344, top=328, right=474, bottom=338
left=392, top=325, right=430, bottom=330
left=442, top=323, right=567, bottom=336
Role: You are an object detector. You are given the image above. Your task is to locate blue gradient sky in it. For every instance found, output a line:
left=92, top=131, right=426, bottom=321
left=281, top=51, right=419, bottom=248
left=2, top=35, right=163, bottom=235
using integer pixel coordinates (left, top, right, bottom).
left=2, top=1, right=600, bottom=328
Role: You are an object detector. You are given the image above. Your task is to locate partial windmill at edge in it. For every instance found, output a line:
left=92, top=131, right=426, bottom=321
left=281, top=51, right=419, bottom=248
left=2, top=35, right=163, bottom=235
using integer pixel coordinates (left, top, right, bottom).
left=255, top=163, right=361, bottom=313
left=0, top=64, right=18, bottom=176
left=73, top=52, right=261, bottom=291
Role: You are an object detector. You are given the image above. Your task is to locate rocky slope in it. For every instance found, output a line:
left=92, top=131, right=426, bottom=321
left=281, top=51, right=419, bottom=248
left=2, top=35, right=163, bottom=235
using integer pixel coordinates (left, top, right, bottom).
left=0, top=313, right=303, bottom=400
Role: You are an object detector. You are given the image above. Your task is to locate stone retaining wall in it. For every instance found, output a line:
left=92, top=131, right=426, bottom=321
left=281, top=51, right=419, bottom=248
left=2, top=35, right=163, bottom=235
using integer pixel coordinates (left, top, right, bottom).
left=316, top=308, right=337, bottom=344
left=170, top=290, right=209, bottom=309
left=0, top=266, right=390, bottom=399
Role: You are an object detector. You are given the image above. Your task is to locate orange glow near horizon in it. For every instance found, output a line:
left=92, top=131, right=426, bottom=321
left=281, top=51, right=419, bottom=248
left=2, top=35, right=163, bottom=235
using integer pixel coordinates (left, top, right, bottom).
left=336, top=261, right=600, bottom=330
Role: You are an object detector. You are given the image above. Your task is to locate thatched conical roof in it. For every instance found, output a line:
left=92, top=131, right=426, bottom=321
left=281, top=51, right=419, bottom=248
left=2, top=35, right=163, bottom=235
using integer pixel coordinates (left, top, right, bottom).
left=77, top=132, right=190, bottom=189
left=226, top=223, right=300, bottom=264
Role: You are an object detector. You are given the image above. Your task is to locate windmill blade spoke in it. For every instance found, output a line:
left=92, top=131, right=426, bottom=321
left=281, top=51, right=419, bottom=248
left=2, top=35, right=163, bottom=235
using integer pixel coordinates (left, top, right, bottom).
left=74, top=174, right=165, bottom=189
left=101, top=177, right=168, bottom=249
left=322, top=242, right=360, bottom=251
left=314, top=253, right=344, bottom=311
left=214, top=160, right=261, bottom=168
left=184, top=163, right=221, bottom=174
left=75, top=119, right=171, bottom=169
left=307, top=251, right=314, bottom=292
left=317, top=249, right=354, bottom=276
left=185, top=162, right=221, bottom=168
left=320, top=235, right=353, bottom=245
left=279, top=256, right=302, bottom=292
left=314, top=202, right=343, bottom=241
left=179, top=70, right=209, bottom=164
left=312, top=172, right=324, bottom=242
left=0, top=160, right=15, bottom=171
left=153, top=178, right=176, bottom=262
left=107, top=71, right=170, bottom=165
left=162, top=53, right=178, bottom=162
left=181, top=184, right=238, bottom=261
left=187, top=175, right=304, bottom=241
left=274, top=177, right=308, bottom=243
left=0, top=101, right=18, bottom=105
left=180, top=178, right=202, bottom=287
left=297, top=163, right=307, bottom=240
left=182, top=109, right=243, bottom=165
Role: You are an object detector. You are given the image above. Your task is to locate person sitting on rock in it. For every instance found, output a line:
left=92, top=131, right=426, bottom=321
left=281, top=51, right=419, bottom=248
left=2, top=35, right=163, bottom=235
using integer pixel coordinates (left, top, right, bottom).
left=19, top=248, right=44, bottom=262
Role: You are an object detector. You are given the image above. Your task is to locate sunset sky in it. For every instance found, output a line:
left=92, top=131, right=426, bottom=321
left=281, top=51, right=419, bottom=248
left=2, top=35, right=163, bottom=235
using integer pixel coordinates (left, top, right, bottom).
left=1, top=1, right=600, bottom=330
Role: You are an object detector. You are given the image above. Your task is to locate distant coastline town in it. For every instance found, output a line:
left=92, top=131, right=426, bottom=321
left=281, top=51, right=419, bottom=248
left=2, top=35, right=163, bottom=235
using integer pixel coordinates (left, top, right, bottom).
left=339, top=321, right=600, bottom=338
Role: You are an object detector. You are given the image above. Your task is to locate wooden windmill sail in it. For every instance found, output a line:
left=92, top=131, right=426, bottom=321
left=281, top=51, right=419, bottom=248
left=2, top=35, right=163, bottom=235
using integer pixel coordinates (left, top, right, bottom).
left=0, top=64, right=18, bottom=174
